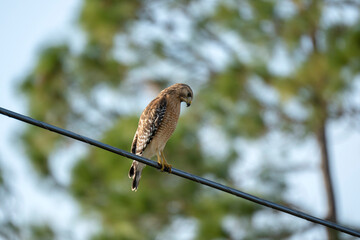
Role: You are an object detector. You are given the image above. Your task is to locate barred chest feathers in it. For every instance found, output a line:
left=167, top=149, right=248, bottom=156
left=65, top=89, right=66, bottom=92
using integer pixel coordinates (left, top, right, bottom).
left=151, top=95, right=181, bottom=151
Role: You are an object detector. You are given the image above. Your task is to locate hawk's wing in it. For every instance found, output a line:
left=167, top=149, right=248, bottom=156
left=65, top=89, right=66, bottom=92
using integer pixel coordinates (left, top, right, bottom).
left=131, top=96, right=167, bottom=155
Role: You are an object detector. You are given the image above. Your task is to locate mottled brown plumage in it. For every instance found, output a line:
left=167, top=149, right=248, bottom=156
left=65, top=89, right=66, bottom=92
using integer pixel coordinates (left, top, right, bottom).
left=128, top=83, right=193, bottom=191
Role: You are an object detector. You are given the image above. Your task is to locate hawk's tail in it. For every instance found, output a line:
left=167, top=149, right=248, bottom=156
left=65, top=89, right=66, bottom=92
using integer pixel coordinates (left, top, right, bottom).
left=128, top=161, right=144, bottom=192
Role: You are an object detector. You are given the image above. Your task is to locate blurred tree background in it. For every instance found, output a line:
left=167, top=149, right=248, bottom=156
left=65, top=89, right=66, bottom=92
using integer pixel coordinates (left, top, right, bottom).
left=5, top=0, right=360, bottom=239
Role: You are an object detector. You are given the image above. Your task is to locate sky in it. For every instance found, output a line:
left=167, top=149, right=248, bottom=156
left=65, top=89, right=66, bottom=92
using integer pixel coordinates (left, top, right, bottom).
left=0, top=1, right=360, bottom=240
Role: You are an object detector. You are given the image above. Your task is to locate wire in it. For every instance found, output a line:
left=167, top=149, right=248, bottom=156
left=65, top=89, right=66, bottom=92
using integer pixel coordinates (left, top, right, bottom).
left=1, top=106, right=359, bottom=238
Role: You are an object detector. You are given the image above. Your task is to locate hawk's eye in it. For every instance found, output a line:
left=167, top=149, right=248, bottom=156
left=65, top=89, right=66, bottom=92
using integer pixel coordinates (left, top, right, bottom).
left=187, top=92, right=192, bottom=98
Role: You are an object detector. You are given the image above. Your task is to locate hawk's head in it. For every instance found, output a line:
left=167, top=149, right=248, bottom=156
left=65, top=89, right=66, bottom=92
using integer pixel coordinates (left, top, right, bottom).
left=161, top=83, right=193, bottom=107
left=176, top=83, right=193, bottom=107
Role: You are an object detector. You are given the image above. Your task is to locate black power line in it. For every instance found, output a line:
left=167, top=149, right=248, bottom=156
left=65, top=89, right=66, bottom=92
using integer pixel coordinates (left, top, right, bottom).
left=1, top=106, right=359, bottom=238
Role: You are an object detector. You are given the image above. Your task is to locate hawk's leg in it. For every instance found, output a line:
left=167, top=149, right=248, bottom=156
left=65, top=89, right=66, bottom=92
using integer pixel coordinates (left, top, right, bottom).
left=157, top=152, right=165, bottom=171
left=160, top=150, right=172, bottom=173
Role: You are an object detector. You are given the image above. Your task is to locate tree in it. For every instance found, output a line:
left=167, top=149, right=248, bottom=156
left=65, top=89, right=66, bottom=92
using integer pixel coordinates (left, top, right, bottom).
left=18, top=0, right=360, bottom=239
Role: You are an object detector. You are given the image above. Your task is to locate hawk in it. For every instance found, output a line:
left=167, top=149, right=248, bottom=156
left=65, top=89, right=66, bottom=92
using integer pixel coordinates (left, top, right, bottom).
left=128, top=83, right=193, bottom=191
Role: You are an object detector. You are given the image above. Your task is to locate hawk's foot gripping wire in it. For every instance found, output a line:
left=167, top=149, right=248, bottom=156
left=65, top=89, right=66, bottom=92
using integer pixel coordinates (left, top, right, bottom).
left=157, top=152, right=165, bottom=171
left=161, top=150, right=172, bottom=173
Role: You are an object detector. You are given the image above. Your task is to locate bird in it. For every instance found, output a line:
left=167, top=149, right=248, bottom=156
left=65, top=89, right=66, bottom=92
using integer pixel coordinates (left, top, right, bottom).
left=128, top=83, right=193, bottom=191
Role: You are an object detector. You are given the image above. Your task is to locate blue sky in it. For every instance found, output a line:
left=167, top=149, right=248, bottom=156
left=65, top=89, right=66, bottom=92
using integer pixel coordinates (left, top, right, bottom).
left=0, top=1, right=359, bottom=239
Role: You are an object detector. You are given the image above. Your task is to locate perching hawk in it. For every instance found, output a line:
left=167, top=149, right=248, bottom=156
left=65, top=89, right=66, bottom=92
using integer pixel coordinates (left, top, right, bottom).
left=128, top=83, right=193, bottom=191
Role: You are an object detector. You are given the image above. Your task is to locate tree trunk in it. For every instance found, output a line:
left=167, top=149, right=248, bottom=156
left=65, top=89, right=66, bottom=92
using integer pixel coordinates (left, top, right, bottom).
left=316, top=121, right=339, bottom=240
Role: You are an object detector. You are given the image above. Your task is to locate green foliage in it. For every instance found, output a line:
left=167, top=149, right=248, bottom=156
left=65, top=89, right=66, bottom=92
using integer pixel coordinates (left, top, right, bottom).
left=21, top=127, right=59, bottom=175
left=76, top=41, right=128, bottom=89
left=80, top=0, right=142, bottom=48
left=21, top=45, right=71, bottom=125
left=18, top=0, right=360, bottom=239
left=29, top=225, right=55, bottom=240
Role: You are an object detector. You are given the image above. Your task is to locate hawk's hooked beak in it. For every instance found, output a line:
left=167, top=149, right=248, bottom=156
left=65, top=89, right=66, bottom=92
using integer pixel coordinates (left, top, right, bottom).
left=182, top=97, right=192, bottom=107
left=185, top=97, right=192, bottom=107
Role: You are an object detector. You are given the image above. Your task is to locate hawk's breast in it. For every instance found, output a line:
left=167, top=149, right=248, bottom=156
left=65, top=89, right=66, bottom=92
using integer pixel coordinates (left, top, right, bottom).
left=151, top=98, right=181, bottom=151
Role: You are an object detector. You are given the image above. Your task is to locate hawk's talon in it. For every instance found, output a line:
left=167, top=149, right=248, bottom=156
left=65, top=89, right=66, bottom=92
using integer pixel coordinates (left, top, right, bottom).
left=164, top=164, right=172, bottom=173
left=158, top=163, right=170, bottom=172
left=160, top=150, right=172, bottom=173
left=157, top=153, right=165, bottom=171
left=160, top=163, right=165, bottom=172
